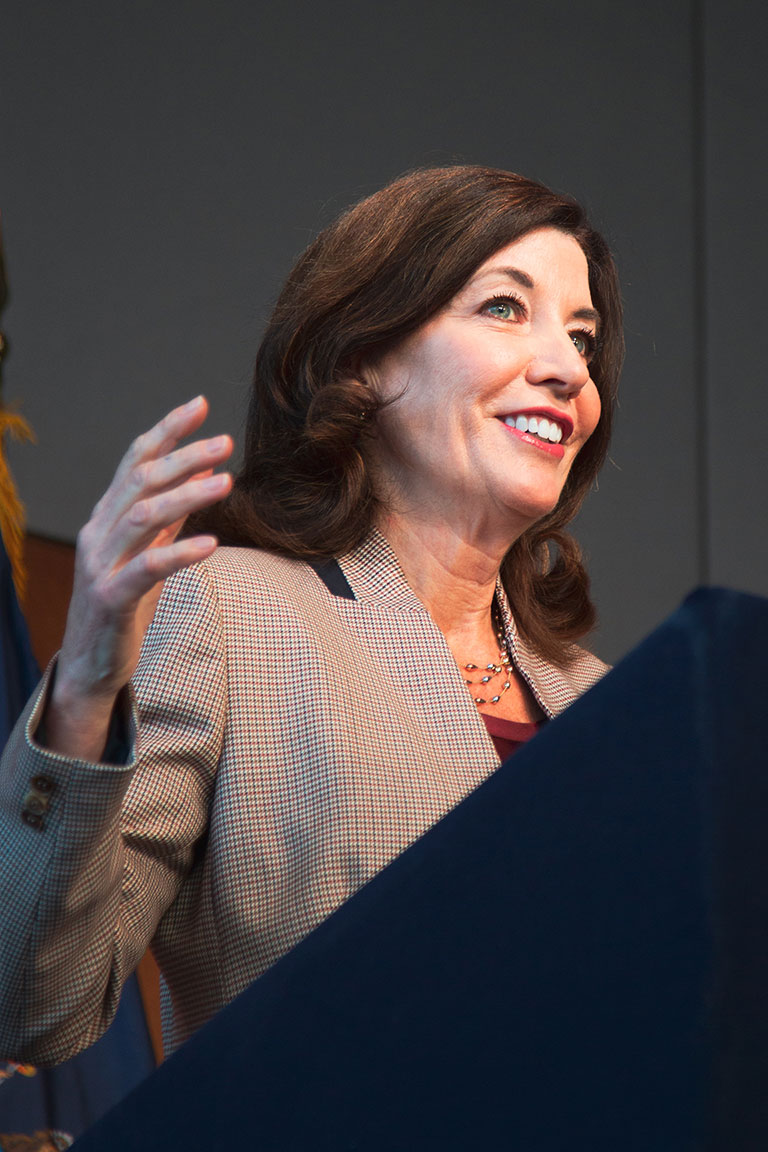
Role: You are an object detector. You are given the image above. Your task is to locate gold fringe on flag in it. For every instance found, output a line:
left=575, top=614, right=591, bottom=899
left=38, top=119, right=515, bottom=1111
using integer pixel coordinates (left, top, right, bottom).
left=0, top=208, right=35, bottom=604
left=0, top=406, right=35, bottom=602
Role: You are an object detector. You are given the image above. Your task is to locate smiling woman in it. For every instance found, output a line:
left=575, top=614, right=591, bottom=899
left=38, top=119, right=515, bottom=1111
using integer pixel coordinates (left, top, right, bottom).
left=202, top=168, right=623, bottom=663
left=0, top=166, right=624, bottom=1064
left=365, top=228, right=603, bottom=572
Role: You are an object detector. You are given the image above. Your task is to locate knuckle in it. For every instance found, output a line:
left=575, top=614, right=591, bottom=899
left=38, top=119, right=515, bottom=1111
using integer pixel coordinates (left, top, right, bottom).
left=91, top=574, right=113, bottom=606
left=129, top=461, right=150, bottom=493
left=78, top=550, right=96, bottom=580
left=126, top=434, right=146, bottom=466
left=76, top=524, right=100, bottom=572
left=79, top=549, right=103, bottom=587
left=128, top=498, right=151, bottom=527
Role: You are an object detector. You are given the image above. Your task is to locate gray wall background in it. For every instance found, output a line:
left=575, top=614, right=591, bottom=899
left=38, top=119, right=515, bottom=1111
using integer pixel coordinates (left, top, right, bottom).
left=2, top=0, right=766, bottom=663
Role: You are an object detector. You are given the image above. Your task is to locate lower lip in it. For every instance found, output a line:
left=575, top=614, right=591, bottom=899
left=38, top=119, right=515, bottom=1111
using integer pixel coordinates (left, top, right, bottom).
left=501, top=422, right=565, bottom=459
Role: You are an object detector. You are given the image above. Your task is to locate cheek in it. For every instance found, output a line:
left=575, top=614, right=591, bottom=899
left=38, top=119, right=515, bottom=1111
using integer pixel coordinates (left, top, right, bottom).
left=581, top=383, right=602, bottom=441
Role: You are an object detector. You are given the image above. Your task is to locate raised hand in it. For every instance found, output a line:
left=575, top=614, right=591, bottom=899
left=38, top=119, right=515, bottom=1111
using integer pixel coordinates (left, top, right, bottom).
left=46, top=395, right=233, bottom=760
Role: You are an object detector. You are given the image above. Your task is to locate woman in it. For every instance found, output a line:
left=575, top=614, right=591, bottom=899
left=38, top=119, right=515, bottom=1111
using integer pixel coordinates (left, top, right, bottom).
left=0, top=166, right=623, bottom=1063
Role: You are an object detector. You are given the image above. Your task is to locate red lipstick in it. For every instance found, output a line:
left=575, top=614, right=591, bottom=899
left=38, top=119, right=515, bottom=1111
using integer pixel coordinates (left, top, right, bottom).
left=501, top=421, right=565, bottom=459
left=498, top=408, right=572, bottom=460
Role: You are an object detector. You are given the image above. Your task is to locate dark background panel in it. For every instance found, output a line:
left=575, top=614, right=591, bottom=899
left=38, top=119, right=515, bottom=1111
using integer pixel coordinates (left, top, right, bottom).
left=2, top=0, right=759, bottom=662
left=704, top=0, right=768, bottom=597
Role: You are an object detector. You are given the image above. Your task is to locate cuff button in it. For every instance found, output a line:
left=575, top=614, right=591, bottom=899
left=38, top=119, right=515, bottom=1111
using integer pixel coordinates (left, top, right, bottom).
left=23, top=792, right=47, bottom=816
left=31, top=774, right=55, bottom=794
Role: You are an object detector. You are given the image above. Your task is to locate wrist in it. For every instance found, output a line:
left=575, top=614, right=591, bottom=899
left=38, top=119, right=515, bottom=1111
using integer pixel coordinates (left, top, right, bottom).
left=43, top=666, right=120, bottom=761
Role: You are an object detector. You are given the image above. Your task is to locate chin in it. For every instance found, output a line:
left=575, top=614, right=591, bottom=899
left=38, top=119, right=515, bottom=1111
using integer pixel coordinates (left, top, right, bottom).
left=503, top=487, right=563, bottom=526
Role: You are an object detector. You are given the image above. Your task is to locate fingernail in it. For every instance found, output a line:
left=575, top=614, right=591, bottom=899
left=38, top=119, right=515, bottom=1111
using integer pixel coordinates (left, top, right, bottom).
left=203, top=474, right=227, bottom=491
left=185, top=395, right=204, bottom=412
left=193, top=535, right=217, bottom=550
left=207, top=435, right=228, bottom=454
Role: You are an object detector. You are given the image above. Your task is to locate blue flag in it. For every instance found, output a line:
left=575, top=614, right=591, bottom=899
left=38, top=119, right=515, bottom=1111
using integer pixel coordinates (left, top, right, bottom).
left=0, top=531, right=38, bottom=741
left=0, top=536, right=156, bottom=1148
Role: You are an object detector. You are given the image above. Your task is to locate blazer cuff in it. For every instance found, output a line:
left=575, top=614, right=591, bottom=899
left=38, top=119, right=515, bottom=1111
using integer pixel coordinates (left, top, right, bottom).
left=27, top=656, right=138, bottom=770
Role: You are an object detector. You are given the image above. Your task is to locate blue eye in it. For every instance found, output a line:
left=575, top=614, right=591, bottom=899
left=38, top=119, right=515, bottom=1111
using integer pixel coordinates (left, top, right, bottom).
left=570, top=329, right=597, bottom=360
left=484, top=294, right=524, bottom=321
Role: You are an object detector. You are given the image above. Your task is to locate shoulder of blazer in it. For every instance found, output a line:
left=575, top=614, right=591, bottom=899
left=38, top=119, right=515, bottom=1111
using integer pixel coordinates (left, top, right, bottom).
left=191, top=531, right=428, bottom=615
left=189, top=535, right=609, bottom=719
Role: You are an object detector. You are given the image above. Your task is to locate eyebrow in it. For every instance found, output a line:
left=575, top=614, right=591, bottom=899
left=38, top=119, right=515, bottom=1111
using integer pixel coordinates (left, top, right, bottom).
left=474, top=266, right=602, bottom=329
left=493, top=266, right=535, bottom=290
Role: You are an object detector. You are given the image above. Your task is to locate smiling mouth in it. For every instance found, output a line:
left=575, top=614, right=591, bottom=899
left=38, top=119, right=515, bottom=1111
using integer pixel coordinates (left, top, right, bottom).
left=500, top=412, right=572, bottom=446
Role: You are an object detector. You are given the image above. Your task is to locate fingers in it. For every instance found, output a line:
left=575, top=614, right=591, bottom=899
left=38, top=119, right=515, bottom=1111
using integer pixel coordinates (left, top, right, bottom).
left=57, top=398, right=234, bottom=720
left=101, top=534, right=222, bottom=612
left=122, top=471, right=232, bottom=558
left=144, top=436, right=232, bottom=500
left=121, top=440, right=232, bottom=525
left=95, top=396, right=232, bottom=525
left=74, top=395, right=235, bottom=613
left=124, top=395, right=212, bottom=473
left=90, top=398, right=234, bottom=561
left=86, top=470, right=232, bottom=585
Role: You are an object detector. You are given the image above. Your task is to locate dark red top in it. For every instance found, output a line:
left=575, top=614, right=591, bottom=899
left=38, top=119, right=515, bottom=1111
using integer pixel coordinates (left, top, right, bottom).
left=481, top=713, right=543, bottom=761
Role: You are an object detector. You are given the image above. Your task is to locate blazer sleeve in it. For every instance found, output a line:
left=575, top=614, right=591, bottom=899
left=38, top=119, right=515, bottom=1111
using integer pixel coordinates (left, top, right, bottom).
left=0, top=562, right=227, bottom=1065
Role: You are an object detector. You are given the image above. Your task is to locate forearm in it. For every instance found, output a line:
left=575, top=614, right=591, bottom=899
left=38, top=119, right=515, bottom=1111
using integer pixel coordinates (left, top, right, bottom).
left=0, top=565, right=226, bottom=1064
left=0, top=670, right=141, bottom=1063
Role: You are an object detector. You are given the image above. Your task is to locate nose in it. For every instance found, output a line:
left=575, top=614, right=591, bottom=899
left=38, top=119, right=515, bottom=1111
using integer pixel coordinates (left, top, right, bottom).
left=524, top=330, right=591, bottom=397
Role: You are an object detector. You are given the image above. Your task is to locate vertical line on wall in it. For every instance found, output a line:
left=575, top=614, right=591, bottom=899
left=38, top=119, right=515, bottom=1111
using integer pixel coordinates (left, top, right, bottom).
left=692, top=0, right=710, bottom=584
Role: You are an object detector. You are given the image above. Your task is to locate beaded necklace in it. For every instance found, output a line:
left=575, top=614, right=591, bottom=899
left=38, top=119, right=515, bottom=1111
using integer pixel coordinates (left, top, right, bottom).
left=462, top=608, right=512, bottom=707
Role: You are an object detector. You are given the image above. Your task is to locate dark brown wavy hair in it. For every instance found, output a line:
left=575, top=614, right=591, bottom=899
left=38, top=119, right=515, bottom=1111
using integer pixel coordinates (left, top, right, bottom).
left=198, top=165, right=624, bottom=665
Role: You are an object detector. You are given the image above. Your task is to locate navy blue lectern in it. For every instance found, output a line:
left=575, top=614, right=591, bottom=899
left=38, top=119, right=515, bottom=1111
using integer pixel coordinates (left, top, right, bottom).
left=74, top=589, right=768, bottom=1150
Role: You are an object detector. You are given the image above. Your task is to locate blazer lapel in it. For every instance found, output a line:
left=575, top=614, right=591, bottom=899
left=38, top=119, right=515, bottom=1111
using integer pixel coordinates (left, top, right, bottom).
left=334, top=530, right=500, bottom=772
left=335, top=529, right=593, bottom=724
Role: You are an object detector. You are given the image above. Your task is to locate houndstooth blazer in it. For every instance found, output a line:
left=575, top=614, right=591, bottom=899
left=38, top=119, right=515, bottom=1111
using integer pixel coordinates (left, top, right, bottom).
left=0, top=530, right=608, bottom=1064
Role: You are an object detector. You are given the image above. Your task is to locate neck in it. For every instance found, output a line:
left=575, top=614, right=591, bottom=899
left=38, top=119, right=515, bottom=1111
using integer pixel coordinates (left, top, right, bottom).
left=377, top=511, right=512, bottom=653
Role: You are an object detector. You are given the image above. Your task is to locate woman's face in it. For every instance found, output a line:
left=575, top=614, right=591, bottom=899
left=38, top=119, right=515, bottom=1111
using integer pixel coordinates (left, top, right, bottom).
left=366, top=226, right=602, bottom=545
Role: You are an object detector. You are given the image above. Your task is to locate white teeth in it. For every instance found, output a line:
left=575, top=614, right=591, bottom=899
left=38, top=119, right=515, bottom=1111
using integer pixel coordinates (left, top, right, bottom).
left=503, top=414, right=564, bottom=444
